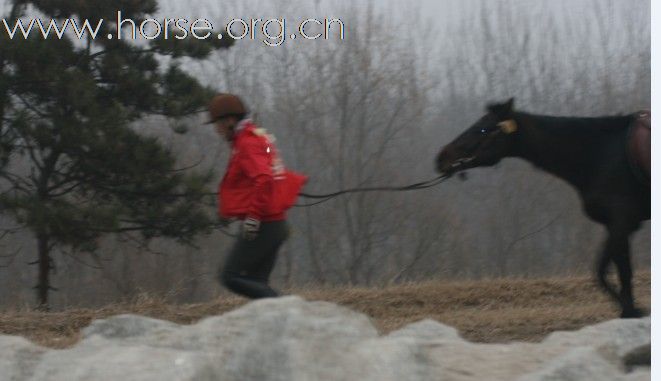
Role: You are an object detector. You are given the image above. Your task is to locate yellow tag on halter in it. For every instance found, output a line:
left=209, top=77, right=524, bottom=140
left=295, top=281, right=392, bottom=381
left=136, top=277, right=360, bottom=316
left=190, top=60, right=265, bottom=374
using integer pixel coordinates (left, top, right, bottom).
left=498, top=120, right=517, bottom=134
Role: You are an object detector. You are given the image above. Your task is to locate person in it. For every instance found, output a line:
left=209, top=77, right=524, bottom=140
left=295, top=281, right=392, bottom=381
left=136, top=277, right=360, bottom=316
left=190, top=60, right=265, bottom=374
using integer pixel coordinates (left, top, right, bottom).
left=208, top=93, right=307, bottom=298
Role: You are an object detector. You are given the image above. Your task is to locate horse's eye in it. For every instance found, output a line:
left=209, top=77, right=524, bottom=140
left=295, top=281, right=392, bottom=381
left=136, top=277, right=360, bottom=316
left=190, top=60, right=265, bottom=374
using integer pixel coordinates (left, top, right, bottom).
left=480, top=128, right=488, bottom=134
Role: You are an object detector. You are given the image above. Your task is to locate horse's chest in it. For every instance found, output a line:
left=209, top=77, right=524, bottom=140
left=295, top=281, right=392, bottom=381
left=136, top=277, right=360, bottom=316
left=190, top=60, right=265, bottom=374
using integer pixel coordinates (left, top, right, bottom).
left=579, top=187, right=648, bottom=225
left=580, top=196, right=609, bottom=224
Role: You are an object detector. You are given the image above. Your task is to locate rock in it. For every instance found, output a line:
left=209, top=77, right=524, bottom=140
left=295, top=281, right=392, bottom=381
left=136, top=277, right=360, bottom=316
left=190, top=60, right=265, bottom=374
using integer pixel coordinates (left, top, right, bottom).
left=0, top=335, right=46, bottom=381
left=517, top=347, right=625, bottom=381
left=343, top=336, right=435, bottom=380
left=182, top=296, right=380, bottom=381
left=29, top=343, right=217, bottom=381
left=542, top=317, right=650, bottom=370
left=387, top=319, right=461, bottom=341
left=0, top=296, right=650, bottom=381
left=624, top=368, right=651, bottom=381
left=82, top=314, right=181, bottom=340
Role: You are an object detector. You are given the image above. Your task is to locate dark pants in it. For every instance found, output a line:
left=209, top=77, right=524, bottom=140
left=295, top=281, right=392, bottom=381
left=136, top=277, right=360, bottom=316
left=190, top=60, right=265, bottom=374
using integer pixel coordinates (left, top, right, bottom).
left=220, top=220, right=289, bottom=299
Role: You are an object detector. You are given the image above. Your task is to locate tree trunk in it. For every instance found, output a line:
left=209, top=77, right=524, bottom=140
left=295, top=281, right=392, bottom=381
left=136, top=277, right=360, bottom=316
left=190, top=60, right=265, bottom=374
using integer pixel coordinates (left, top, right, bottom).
left=36, top=231, right=51, bottom=310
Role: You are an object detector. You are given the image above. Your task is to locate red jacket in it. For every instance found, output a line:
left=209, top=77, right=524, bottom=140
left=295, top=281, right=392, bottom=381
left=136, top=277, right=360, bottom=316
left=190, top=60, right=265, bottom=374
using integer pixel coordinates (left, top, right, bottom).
left=218, top=120, right=307, bottom=221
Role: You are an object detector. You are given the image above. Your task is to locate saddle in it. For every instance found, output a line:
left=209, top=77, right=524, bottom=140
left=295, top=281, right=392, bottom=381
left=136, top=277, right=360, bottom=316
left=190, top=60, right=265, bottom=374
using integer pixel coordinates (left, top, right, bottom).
left=626, top=110, right=650, bottom=183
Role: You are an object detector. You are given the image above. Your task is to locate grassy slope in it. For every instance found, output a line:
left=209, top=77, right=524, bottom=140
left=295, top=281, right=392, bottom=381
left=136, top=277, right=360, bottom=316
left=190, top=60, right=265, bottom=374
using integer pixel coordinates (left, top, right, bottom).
left=0, top=271, right=650, bottom=348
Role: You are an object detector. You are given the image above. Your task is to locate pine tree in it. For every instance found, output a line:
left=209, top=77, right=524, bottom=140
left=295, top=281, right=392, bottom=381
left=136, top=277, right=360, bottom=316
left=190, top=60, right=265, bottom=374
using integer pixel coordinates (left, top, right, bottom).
left=0, top=1, right=233, bottom=308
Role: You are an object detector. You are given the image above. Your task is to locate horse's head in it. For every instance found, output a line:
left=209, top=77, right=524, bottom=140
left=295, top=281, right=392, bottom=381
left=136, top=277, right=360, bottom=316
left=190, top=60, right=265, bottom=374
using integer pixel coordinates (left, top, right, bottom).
left=436, top=98, right=519, bottom=175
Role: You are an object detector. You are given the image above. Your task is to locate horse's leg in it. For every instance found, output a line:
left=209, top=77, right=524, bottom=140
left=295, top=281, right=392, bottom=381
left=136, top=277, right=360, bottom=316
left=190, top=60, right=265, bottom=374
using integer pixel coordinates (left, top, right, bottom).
left=613, top=220, right=643, bottom=318
left=596, top=231, right=621, bottom=306
left=598, top=223, right=642, bottom=318
left=611, top=230, right=643, bottom=318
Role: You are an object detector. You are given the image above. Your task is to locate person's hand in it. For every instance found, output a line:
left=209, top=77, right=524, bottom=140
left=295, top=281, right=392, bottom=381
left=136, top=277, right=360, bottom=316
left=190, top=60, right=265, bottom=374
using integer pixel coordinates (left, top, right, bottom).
left=218, top=217, right=234, bottom=228
left=242, top=218, right=260, bottom=240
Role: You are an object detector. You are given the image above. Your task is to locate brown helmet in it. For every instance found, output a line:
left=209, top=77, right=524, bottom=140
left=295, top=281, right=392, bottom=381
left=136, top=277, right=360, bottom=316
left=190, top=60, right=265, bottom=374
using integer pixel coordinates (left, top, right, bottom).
left=206, top=93, right=248, bottom=123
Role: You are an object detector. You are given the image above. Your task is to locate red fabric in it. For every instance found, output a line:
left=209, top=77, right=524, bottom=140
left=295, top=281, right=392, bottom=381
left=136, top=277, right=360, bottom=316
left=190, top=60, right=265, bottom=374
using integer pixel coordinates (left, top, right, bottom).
left=218, top=122, right=307, bottom=221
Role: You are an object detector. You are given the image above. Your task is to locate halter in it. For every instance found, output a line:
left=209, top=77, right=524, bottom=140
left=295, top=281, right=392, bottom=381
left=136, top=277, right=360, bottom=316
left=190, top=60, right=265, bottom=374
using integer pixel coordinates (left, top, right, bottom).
left=497, top=119, right=518, bottom=134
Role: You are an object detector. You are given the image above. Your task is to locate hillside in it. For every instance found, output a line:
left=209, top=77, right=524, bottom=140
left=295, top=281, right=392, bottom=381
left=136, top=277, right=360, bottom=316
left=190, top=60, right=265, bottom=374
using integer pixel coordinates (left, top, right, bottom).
left=0, top=271, right=650, bottom=348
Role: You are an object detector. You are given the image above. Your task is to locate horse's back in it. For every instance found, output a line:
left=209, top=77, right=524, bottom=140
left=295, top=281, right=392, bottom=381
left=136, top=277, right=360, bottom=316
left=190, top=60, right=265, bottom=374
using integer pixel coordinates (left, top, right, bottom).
left=627, top=110, right=650, bottom=182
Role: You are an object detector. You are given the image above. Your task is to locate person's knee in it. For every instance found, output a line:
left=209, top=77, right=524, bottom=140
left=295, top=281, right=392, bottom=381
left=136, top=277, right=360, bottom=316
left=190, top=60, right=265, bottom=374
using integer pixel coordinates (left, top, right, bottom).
left=220, top=270, right=239, bottom=291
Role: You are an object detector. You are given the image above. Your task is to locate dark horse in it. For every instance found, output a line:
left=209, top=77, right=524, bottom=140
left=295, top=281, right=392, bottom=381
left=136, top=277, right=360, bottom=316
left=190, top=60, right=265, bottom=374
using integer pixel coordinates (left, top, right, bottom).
left=436, top=98, right=650, bottom=318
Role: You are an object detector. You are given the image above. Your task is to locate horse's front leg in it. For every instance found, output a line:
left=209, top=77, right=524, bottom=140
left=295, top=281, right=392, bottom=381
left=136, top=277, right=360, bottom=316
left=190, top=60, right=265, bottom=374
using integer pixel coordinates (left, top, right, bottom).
left=612, top=232, right=644, bottom=318
left=598, top=224, right=642, bottom=318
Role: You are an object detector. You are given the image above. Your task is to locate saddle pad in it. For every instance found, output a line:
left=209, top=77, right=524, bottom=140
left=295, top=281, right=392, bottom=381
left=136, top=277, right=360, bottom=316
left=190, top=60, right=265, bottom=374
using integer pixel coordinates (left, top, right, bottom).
left=627, top=110, right=650, bottom=181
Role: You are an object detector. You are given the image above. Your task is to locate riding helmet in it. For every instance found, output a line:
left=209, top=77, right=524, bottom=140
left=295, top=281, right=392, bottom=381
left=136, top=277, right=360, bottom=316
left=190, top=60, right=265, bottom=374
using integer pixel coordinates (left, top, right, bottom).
left=207, top=93, right=248, bottom=123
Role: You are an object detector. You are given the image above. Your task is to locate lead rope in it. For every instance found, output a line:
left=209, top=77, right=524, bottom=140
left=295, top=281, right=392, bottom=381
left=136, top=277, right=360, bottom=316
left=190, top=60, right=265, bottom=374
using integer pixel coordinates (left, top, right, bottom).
left=294, top=174, right=449, bottom=207
left=214, top=174, right=450, bottom=235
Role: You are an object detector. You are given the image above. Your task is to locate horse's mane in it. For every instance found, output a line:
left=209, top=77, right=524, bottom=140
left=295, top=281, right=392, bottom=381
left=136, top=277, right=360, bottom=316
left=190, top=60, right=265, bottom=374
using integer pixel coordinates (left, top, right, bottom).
left=517, top=112, right=634, bottom=132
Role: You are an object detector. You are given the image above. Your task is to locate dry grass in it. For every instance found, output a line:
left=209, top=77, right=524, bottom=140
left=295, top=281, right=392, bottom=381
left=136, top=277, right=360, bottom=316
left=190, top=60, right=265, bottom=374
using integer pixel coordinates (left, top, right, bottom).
left=0, top=272, right=650, bottom=349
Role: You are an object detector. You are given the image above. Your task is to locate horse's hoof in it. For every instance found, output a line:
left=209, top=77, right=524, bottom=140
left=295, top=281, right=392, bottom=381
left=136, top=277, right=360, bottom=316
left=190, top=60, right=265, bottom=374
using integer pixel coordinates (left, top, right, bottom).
left=621, top=307, right=646, bottom=318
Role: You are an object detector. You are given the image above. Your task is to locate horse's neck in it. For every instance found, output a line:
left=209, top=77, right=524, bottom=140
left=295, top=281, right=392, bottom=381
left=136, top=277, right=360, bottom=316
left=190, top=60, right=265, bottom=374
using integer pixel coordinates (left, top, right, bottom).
left=511, top=113, right=616, bottom=190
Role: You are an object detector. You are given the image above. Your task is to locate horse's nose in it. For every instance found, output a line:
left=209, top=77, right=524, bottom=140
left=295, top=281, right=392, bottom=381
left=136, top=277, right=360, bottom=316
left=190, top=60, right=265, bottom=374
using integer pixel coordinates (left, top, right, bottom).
left=436, top=147, right=451, bottom=173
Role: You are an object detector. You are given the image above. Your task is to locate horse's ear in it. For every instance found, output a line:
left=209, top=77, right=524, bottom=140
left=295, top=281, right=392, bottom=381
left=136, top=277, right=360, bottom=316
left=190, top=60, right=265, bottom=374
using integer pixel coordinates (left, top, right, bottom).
left=504, top=97, right=515, bottom=112
left=487, top=97, right=515, bottom=119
